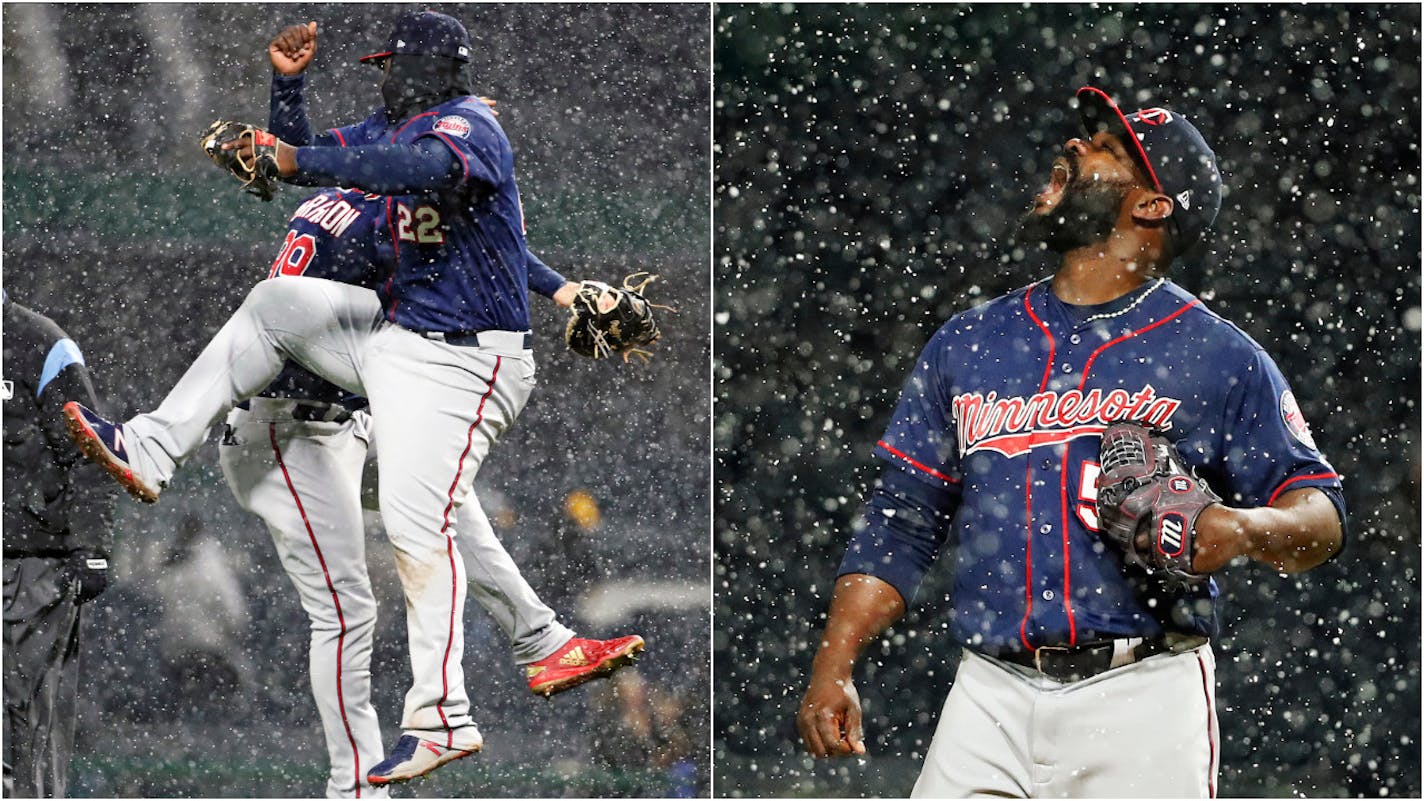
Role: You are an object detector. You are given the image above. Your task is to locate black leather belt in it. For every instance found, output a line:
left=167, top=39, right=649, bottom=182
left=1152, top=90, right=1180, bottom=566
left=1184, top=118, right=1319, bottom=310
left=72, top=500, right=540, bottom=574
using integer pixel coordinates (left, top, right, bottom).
left=419, top=330, right=533, bottom=349
left=993, top=635, right=1206, bottom=683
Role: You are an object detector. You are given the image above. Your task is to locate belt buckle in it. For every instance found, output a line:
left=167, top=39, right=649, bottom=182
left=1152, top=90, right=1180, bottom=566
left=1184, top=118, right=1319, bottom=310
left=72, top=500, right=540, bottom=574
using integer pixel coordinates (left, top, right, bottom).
left=1032, top=645, right=1071, bottom=675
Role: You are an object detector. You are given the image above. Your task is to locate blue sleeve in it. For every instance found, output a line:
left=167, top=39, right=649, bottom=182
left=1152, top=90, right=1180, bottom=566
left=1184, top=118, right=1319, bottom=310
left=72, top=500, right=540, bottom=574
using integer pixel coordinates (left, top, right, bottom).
left=268, top=73, right=339, bottom=147
left=293, top=139, right=461, bottom=194
left=838, top=467, right=960, bottom=604
left=872, top=325, right=963, bottom=489
left=1215, top=347, right=1342, bottom=510
left=413, top=110, right=509, bottom=190
left=526, top=251, right=567, bottom=298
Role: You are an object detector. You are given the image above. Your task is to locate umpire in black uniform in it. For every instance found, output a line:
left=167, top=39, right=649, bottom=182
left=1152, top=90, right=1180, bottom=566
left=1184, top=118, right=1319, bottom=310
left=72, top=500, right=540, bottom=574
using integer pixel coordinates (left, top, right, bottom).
left=3, top=293, right=116, bottom=798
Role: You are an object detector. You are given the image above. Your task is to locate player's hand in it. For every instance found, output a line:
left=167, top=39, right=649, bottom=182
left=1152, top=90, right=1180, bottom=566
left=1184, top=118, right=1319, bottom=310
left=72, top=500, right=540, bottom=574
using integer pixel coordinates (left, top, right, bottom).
left=797, top=671, right=867, bottom=758
left=552, top=282, right=579, bottom=308
left=270, top=21, right=318, bottom=75
left=478, top=96, right=499, bottom=117
left=226, top=136, right=298, bottom=177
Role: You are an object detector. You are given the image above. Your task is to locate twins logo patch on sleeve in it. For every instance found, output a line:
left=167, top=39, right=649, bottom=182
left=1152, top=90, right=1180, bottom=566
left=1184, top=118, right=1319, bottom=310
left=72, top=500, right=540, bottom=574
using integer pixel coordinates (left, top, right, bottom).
left=434, top=115, right=472, bottom=138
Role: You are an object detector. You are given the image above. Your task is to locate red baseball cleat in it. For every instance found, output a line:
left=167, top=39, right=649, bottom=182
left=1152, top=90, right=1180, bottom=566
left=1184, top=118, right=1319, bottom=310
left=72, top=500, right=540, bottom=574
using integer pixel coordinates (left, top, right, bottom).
left=526, top=634, right=645, bottom=697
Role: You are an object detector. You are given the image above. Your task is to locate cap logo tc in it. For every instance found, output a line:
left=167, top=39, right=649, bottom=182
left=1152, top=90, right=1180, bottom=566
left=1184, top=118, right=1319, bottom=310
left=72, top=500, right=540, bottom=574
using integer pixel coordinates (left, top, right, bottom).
left=0, top=380, right=12, bottom=401
left=458, top=46, right=469, bottom=57
left=1135, top=108, right=1173, bottom=126
left=1158, top=513, right=1187, bottom=556
left=1176, top=190, right=1192, bottom=210
left=396, top=39, right=407, bottom=48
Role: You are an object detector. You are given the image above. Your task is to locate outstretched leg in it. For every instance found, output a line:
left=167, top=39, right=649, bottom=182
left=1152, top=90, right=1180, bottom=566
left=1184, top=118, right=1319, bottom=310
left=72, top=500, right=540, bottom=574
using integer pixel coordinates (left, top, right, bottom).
left=66, top=277, right=382, bottom=501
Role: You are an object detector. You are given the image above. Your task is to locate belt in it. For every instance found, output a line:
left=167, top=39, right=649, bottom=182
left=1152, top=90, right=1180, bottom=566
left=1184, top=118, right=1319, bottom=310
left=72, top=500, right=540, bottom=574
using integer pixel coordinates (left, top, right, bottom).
left=993, top=634, right=1208, bottom=683
left=417, top=329, right=532, bottom=350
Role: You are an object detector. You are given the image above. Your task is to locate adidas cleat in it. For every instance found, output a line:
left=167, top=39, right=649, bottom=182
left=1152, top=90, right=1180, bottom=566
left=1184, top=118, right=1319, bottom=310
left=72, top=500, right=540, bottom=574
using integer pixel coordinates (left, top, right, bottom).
left=367, top=734, right=480, bottom=785
left=62, top=402, right=161, bottom=503
left=526, top=634, right=645, bottom=697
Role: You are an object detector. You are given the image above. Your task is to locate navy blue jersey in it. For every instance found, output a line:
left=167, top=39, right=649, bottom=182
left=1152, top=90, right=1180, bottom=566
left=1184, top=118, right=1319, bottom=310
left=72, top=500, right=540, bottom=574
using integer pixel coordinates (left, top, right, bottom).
left=865, top=278, right=1342, bottom=653
left=254, top=186, right=567, bottom=403
left=257, top=187, right=384, bottom=403
left=323, top=97, right=533, bottom=334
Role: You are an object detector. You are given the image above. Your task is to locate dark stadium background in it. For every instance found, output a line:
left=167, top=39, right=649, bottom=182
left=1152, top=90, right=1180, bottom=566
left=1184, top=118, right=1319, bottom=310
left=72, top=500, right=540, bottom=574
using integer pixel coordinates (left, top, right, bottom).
left=714, top=4, right=1420, bottom=797
left=3, top=3, right=709, bottom=797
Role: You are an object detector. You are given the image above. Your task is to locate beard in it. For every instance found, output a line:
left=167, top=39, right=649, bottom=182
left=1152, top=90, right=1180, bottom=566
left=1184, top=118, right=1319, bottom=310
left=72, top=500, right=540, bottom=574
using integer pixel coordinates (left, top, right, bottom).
left=1015, top=176, right=1133, bottom=253
left=381, top=55, right=472, bottom=124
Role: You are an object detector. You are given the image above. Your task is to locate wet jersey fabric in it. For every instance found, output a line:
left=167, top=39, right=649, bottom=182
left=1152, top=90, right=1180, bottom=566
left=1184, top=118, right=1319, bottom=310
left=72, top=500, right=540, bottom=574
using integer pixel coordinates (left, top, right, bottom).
left=853, top=278, right=1343, bottom=654
left=311, top=97, right=532, bottom=334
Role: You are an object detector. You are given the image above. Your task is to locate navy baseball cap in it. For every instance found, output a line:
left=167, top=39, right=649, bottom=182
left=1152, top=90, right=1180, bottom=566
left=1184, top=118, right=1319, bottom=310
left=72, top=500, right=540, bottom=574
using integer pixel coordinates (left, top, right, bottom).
left=1076, top=86, right=1223, bottom=247
left=360, top=10, right=472, bottom=64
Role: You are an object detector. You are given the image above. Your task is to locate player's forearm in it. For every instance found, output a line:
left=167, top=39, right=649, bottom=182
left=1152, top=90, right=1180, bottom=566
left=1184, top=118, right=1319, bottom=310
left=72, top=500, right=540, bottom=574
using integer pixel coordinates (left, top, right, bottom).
left=1195, top=487, right=1343, bottom=573
left=809, top=574, right=907, bottom=679
left=292, top=140, right=461, bottom=194
left=269, top=73, right=314, bottom=145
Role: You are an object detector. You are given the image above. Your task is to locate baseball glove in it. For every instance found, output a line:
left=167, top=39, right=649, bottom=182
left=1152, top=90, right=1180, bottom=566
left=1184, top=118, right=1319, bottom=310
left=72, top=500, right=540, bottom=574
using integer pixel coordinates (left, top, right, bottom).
left=200, top=120, right=281, bottom=201
left=1095, top=421, right=1221, bottom=589
left=565, top=272, right=665, bottom=362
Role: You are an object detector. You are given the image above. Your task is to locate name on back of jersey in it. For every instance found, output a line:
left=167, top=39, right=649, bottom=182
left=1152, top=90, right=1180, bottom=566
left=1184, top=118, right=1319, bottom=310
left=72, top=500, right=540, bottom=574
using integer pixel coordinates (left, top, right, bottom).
left=290, top=192, right=371, bottom=238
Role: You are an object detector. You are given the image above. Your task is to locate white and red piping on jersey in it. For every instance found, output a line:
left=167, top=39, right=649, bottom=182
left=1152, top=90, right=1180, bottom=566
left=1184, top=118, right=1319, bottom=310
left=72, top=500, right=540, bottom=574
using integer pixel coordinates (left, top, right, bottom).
left=1019, top=289, right=1057, bottom=651
left=428, top=131, right=471, bottom=181
left=1058, top=295, right=1202, bottom=645
left=383, top=198, right=401, bottom=322
left=876, top=440, right=962, bottom=485
left=433, top=356, right=502, bottom=748
left=269, top=425, right=363, bottom=797
left=393, top=111, right=439, bottom=139
left=330, top=128, right=349, bottom=147
left=1267, top=471, right=1340, bottom=506
left=1196, top=650, right=1218, bottom=797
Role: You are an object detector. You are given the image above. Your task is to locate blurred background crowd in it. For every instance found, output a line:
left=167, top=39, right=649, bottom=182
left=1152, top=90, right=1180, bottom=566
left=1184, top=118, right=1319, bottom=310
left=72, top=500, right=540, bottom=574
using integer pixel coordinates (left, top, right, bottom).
left=4, top=3, right=708, bottom=796
left=715, top=4, right=1419, bottom=797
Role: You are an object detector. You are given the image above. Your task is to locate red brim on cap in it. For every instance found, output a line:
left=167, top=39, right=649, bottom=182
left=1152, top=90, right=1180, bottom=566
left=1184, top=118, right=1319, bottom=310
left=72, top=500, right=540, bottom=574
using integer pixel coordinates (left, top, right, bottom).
left=1075, top=86, right=1162, bottom=193
left=359, top=51, right=393, bottom=64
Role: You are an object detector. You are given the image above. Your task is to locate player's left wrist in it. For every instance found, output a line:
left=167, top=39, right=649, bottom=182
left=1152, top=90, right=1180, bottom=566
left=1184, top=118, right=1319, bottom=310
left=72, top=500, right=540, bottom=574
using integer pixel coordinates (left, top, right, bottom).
left=1191, top=503, right=1247, bottom=573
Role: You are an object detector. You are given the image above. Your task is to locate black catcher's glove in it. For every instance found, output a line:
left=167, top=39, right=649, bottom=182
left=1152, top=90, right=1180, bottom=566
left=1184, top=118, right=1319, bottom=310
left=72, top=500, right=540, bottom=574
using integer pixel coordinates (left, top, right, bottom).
left=61, top=552, right=109, bottom=604
left=565, top=272, right=665, bottom=362
left=1095, top=421, right=1222, bottom=589
left=200, top=120, right=282, bottom=201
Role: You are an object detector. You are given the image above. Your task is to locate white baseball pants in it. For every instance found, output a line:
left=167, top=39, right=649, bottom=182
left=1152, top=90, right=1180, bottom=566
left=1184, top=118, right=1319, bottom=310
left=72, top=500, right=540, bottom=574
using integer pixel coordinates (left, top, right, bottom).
left=123, top=276, right=536, bottom=750
left=912, top=646, right=1219, bottom=798
left=218, top=399, right=573, bottom=796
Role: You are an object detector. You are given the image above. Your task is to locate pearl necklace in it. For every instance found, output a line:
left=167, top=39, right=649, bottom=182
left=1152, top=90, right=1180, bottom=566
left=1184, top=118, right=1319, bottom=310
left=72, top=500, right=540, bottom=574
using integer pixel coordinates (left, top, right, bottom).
left=1079, top=278, right=1166, bottom=325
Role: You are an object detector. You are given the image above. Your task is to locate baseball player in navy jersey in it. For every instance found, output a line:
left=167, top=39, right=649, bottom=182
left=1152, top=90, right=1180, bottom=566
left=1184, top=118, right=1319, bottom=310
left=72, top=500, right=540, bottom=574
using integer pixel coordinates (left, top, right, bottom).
left=64, top=11, right=642, bottom=786
left=797, top=86, right=1347, bottom=796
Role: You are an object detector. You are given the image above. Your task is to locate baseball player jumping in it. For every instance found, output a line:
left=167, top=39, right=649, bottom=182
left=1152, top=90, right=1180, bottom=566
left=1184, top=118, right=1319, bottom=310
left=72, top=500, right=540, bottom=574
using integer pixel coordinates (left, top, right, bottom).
left=64, top=11, right=643, bottom=787
left=797, top=86, right=1346, bottom=796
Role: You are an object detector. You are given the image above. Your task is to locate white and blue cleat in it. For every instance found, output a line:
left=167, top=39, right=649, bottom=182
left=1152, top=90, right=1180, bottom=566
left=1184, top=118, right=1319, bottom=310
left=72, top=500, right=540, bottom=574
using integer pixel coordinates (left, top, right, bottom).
left=367, top=733, right=481, bottom=786
left=62, top=401, right=161, bottom=503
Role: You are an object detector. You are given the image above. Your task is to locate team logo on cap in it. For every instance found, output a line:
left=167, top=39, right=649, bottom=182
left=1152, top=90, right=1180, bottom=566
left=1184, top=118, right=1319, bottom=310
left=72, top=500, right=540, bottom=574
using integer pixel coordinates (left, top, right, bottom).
left=1135, top=108, right=1173, bottom=126
left=434, top=115, right=472, bottom=138
left=1280, top=391, right=1318, bottom=450
left=1176, top=190, right=1192, bottom=210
